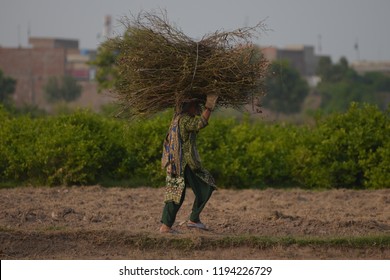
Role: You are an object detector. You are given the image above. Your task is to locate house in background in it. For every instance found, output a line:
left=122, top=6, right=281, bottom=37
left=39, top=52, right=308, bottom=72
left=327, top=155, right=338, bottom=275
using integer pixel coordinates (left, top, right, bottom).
left=0, top=37, right=110, bottom=111
left=262, top=45, right=327, bottom=87
left=351, top=61, right=390, bottom=76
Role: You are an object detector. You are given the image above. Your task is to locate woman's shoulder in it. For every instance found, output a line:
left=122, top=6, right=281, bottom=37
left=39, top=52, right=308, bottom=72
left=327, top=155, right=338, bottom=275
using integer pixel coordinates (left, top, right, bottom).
left=179, top=113, right=192, bottom=124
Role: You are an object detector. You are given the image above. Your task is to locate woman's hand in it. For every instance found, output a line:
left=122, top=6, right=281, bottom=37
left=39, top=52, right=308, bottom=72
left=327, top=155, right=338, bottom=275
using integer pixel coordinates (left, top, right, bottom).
left=205, top=94, right=218, bottom=111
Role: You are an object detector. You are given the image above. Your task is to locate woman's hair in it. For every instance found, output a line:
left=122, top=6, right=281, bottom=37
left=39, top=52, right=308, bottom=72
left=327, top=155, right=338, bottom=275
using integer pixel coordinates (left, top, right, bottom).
left=181, top=100, right=201, bottom=114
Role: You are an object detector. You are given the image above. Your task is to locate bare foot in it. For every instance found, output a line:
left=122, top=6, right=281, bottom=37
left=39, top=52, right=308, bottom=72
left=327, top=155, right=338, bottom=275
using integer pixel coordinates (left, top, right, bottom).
left=159, top=224, right=172, bottom=233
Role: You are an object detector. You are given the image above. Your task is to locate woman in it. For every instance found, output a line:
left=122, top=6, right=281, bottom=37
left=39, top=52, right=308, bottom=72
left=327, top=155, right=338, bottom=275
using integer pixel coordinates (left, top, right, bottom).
left=160, top=94, right=218, bottom=233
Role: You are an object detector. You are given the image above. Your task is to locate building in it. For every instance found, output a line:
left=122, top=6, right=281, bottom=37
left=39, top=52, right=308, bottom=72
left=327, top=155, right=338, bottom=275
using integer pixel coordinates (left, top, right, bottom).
left=262, top=45, right=328, bottom=87
left=351, top=61, right=390, bottom=76
left=0, top=37, right=108, bottom=110
left=29, top=37, right=79, bottom=49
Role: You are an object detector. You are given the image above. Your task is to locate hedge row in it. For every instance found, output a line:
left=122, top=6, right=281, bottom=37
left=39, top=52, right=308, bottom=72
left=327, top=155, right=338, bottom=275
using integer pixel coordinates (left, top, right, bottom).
left=0, top=103, right=389, bottom=189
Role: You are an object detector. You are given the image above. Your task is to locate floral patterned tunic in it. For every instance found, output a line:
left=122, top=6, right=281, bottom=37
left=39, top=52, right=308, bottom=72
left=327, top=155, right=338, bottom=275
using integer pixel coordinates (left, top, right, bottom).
left=162, top=113, right=216, bottom=204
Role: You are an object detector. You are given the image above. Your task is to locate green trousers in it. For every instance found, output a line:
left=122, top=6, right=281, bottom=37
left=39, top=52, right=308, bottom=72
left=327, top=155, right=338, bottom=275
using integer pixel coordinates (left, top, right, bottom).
left=161, top=165, right=214, bottom=227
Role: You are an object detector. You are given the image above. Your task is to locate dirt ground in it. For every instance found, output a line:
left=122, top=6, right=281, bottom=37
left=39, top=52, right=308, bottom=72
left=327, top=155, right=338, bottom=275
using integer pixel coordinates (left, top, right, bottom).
left=1, top=186, right=390, bottom=259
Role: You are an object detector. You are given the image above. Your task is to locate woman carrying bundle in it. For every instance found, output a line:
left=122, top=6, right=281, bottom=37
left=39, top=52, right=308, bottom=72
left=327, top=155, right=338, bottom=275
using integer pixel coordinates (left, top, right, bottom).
left=160, top=94, right=218, bottom=233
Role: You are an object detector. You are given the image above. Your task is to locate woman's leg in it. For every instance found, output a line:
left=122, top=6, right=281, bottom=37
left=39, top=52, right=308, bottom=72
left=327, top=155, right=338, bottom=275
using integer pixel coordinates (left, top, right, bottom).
left=161, top=186, right=186, bottom=228
left=184, top=166, right=214, bottom=223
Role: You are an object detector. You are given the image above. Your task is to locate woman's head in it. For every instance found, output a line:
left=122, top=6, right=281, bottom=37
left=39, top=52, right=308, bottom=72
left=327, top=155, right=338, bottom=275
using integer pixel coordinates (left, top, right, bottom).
left=181, top=100, right=201, bottom=116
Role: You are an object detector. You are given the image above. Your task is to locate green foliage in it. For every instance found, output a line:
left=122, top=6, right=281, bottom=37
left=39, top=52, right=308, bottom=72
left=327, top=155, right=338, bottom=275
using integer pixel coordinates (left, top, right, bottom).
left=117, top=113, right=170, bottom=186
left=0, top=109, right=126, bottom=185
left=317, top=57, right=390, bottom=112
left=317, top=56, right=354, bottom=83
left=4, top=103, right=47, bottom=118
left=0, top=69, right=16, bottom=105
left=36, top=112, right=127, bottom=185
left=198, top=115, right=301, bottom=188
left=44, top=75, right=82, bottom=103
left=318, top=81, right=379, bottom=113
left=289, top=103, right=389, bottom=188
left=263, top=60, right=309, bottom=114
left=0, top=104, right=389, bottom=189
left=89, top=40, right=120, bottom=91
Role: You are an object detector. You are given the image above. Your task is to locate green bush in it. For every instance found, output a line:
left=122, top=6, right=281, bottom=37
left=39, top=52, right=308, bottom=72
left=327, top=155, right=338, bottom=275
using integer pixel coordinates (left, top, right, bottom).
left=34, top=112, right=127, bottom=185
left=199, top=117, right=302, bottom=188
left=0, top=104, right=389, bottom=189
left=289, top=103, right=389, bottom=188
left=0, top=109, right=127, bottom=185
left=117, top=113, right=170, bottom=186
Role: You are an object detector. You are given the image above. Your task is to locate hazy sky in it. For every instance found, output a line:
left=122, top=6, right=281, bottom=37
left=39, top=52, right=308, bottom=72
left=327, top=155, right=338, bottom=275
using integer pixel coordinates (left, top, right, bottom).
left=1, top=0, right=389, bottom=62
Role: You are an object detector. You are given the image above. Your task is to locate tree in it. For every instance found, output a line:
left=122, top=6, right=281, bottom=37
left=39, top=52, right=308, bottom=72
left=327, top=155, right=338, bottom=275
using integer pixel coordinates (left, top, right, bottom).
left=0, top=69, right=16, bottom=104
left=89, top=40, right=120, bottom=91
left=317, top=56, right=360, bottom=83
left=317, top=57, right=390, bottom=112
left=263, top=60, right=309, bottom=114
left=44, top=75, right=82, bottom=103
left=316, top=56, right=333, bottom=81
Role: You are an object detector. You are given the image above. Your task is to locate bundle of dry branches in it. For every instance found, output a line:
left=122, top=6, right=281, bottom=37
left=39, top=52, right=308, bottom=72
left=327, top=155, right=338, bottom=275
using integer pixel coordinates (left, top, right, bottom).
left=107, top=11, right=268, bottom=118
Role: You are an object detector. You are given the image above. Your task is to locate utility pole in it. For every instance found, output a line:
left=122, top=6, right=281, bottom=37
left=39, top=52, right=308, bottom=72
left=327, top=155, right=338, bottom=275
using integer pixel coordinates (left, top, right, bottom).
left=354, top=38, right=360, bottom=61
